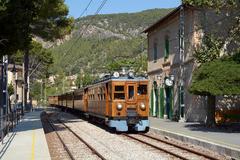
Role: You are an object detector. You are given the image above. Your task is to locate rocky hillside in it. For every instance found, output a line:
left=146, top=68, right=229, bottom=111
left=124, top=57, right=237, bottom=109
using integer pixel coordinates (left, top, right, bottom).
left=50, top=8, right=173, bottom=75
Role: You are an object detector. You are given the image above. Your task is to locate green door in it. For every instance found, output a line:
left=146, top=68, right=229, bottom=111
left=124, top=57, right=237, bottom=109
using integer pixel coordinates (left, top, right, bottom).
left=159, top=87, right=164, bottom=118
left=165, top=87, right=173, bottom=119
left=150, top=88, right=153, bottom=116
left=150, top=81, right=159, bottom=117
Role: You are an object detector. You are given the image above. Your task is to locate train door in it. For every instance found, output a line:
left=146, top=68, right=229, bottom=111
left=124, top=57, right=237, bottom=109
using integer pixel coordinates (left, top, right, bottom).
left=84, top=88, right=88, bottom=112
left=126, top=82, right=137, bottom=104
left=105, top=83, right=109, bottom=116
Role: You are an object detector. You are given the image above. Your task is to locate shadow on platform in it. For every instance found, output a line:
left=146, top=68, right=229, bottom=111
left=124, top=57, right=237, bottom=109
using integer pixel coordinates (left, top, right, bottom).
left=184, top=123, right=240, bottom=133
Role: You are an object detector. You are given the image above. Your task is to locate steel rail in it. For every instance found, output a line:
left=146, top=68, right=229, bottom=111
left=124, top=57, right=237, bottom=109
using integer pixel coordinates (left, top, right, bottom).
left=47, top=119, right=75, bottom=160
left=140, top=134, right=219, bottom=160
left=58, top=119, right=106, bottom=160
left=123, top=133, right=191, bottom=160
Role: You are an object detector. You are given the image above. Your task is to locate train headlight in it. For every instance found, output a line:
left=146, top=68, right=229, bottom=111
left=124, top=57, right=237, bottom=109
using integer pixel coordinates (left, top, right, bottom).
left=117, top=103, right=123, bottom=111
left=140, top=103, right=146, bottom=110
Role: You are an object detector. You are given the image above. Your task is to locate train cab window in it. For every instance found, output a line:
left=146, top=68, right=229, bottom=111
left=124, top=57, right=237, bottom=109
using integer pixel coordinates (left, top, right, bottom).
left=115, top=86, right=124, bottom=91
left=128, top=86, right=134, bottom=99
left=114, top=85, right=125, bottom=100
left=138, top=85, right=147, bottom=95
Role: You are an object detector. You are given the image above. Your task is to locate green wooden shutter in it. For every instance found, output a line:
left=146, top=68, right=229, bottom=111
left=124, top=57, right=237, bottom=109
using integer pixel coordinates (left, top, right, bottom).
left=154, top=43, right=157, bottom=62
left=164, top=37, right=169, bottom=59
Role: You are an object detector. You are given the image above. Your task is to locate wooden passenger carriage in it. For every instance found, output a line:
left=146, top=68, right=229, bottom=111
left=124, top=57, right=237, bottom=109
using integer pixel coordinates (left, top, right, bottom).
left=48, top=74, right=149, bottom=132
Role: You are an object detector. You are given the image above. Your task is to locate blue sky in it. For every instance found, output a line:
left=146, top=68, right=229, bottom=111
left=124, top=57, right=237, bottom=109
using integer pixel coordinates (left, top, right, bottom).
left=65, top=0, right=181, bottom=18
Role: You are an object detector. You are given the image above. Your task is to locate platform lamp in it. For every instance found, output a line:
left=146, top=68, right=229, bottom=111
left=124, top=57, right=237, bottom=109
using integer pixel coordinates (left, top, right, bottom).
left=10, top=63, right=17, bottom=111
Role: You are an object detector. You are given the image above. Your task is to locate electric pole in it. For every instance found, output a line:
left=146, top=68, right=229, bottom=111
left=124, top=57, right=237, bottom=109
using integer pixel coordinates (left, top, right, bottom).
left=179, top=4, right=185, bottom=121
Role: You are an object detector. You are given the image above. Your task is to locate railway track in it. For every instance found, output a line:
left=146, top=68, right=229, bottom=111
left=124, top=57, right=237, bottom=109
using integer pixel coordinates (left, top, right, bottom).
left=57, top=119, right=106, bottom=160
left=47, top=117, right=106, bottom=160
left=123, top=133, right=220, bottom=160
left=47, top=119, right=75, bottom=160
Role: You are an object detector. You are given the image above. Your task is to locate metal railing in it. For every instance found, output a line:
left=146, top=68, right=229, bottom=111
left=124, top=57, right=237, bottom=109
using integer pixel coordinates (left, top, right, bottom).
left=0, top=107, right=21, bottom=143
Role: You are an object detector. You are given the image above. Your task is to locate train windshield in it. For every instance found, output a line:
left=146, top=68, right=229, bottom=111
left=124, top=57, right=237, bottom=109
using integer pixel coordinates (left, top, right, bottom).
left=138, top=85, right=147, bottom=95
left=114, top=85, right=125, bottom=100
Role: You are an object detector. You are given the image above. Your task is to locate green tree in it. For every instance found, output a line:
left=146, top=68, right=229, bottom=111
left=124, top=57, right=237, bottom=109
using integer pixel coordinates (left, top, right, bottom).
left=30, top=81, right=42, bottom=101
left=1, top=0, right=74, bottom=107
left=7, top=83, right=14, bottom=96
left=190, top=52, right=240, bottom=126
left=0, top=0, right=74, bottom=56
left=82, top=73, right=94, bottom=87
left=183, top=0, right=236, bottom=10
left=183, top=0, right=240, bottom=48
left=10, top=41, right=54, bottom=79
left=194, top=34, right=223, bottom=63
left=184, top=0, right=240, bottom=126
left=75, top=73, right=83, bottom=89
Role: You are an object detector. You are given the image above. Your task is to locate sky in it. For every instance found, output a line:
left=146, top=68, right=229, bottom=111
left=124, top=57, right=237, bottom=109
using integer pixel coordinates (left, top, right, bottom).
left=65, top=0, right=181, bottom=19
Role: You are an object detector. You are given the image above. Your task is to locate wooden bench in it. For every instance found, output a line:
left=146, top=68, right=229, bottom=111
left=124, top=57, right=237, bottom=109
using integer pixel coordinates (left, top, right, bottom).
left=215, top=109, right=240, bottom=124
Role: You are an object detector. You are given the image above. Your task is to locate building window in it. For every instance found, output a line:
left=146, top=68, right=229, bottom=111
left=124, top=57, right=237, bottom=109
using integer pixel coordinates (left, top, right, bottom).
left=164, top=36, right=169, bottom=59
left=153, top=42, right=157, bottom=62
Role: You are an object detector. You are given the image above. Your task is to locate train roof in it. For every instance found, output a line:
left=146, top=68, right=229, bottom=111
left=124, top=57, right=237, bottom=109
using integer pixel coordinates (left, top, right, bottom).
left=90, top=75, right=148, bottom=86
left=51, top=75, right=148, bottom=97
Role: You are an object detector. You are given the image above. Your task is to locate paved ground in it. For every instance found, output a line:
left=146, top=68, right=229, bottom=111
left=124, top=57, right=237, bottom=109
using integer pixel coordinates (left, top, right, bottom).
left=149, top=117, right=240, bottom=159
left=0, top=110, right=51, bottom=160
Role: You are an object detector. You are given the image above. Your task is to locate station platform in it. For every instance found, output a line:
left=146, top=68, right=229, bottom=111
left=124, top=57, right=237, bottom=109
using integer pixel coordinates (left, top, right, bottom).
left=149, top=117, right=240, bottom=159
left=0, top=110, right=51, bottom=160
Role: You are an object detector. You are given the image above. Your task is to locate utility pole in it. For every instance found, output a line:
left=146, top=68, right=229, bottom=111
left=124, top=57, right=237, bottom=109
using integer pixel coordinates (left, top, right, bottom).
left=0, top=55, right=8, bottom=143
left=40, top=79, right=43, bottom=105
left=2, top=56, right=8, bottom=115
left=44, top=79, right=47, bottom=105
left=0, top=58, right=3, bottom=141
left=22, top=51, right=29, bottom=115
left=179, top=4, right=185, bottom=121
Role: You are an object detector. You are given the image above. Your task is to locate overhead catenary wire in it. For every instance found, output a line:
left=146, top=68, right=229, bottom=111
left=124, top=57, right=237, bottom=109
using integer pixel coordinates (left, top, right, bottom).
left=63, top=0, right=108, bottom=57
left=79, top=0, right=93, bottom=18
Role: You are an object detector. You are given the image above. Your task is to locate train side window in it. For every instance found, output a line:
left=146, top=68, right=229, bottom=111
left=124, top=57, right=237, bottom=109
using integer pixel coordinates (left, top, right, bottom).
left=138, top=85, right=147, bottom=95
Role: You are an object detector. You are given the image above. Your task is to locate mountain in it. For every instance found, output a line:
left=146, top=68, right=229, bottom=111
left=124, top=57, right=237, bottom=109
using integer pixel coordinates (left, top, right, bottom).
left=50, top=8, right=173, bottom=76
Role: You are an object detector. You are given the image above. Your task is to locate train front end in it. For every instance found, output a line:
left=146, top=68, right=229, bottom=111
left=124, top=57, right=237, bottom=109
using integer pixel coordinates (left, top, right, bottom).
left=108, top=74, right=149, bottom=132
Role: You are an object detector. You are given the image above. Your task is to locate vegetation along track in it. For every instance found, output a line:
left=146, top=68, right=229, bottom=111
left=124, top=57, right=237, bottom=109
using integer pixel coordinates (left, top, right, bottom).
left=123, top=133, right=220, bottom=160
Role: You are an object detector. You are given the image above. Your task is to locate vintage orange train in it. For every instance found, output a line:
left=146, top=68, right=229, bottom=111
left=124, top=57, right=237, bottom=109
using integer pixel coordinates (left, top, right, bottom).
left=48, top=72, right=149, bottom=132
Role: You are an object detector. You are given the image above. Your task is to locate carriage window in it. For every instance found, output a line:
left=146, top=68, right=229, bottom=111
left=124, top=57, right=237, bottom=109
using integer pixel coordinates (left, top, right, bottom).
left=128, top=86, right=134, bottom=99
left=138, top=85, right=147, bottom=95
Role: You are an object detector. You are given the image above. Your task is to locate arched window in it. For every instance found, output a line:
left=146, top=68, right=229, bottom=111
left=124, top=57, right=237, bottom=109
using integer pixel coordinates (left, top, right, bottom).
left=164, top=36, right=169, bottom=59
